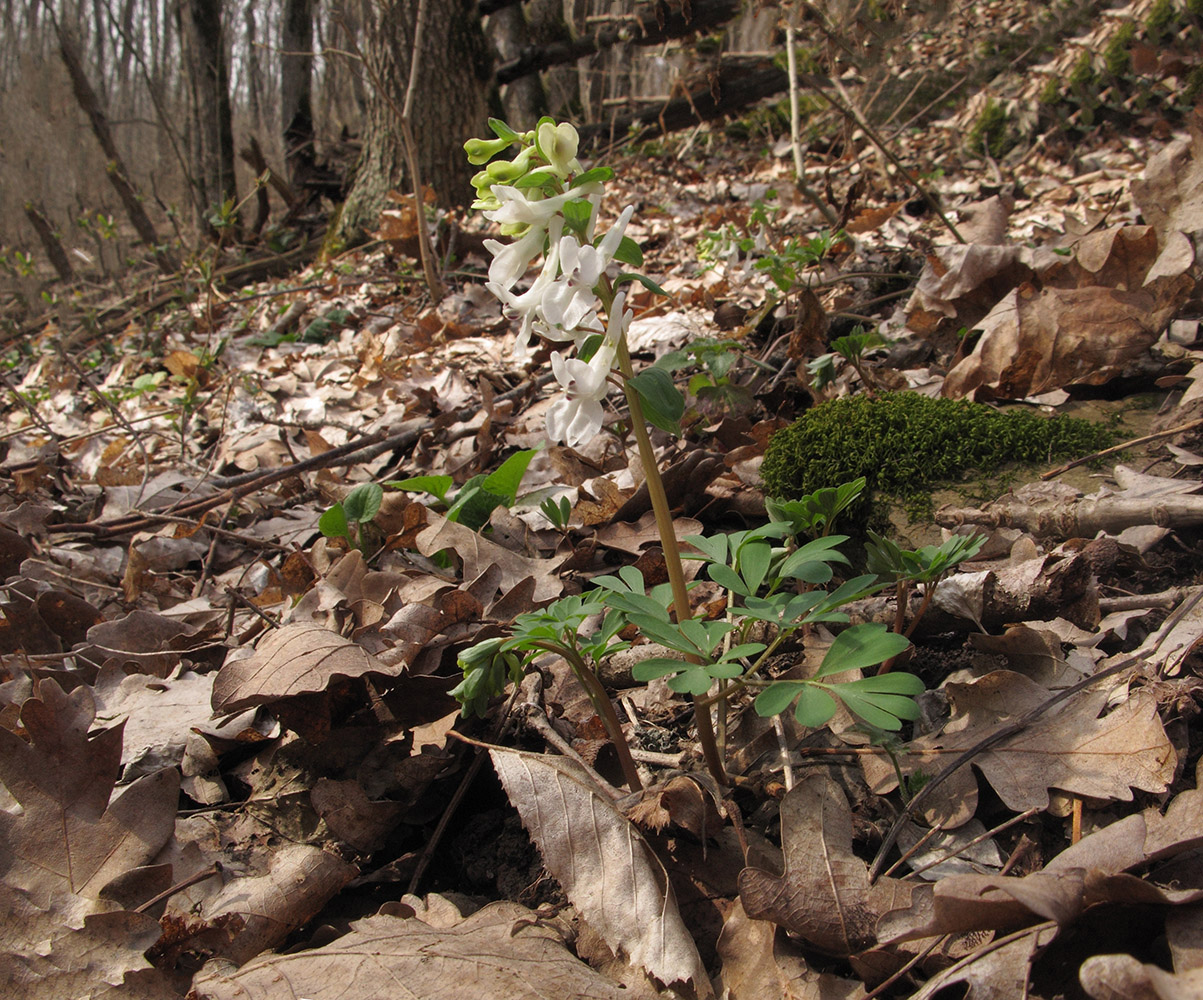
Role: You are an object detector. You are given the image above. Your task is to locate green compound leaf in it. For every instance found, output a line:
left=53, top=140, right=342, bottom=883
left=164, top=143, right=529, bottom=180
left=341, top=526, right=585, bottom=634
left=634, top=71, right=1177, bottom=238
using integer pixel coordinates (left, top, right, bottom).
left=628, top=367, right=684, bottom=436
left=667, top=665, right=715, bottom=695
left=793, top=686, right=838, bottom=728
left=631, top=657, right=690, bottom=682
left=815, top=623, right=910, bottom=678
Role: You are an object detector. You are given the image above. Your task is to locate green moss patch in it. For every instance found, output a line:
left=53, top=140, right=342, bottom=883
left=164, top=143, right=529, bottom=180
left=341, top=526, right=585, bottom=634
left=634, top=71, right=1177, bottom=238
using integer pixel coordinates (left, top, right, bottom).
left=760, top=393, right=1113, bottom=526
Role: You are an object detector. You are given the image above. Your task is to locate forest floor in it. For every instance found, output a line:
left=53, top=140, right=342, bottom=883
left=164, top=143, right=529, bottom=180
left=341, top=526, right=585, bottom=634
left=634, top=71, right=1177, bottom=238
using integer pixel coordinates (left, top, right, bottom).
left=6, top=5, right=1203, bottom=999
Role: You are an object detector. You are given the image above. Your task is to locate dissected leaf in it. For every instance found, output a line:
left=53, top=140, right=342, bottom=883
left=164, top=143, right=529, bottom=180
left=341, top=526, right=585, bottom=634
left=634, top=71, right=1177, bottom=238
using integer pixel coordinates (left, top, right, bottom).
left=489, top=746, right=712, bottom=995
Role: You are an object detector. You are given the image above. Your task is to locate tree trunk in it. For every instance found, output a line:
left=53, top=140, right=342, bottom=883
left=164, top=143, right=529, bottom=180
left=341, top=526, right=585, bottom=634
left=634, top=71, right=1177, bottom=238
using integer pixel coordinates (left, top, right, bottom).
left=48, top=13, right=176, bottom=273
left=179, top=0, right=238, bottom=233
left=23, top=202, right=74, bottom=282
left=280, top=0, right=316, bottom=187
left=336, top=0, right=490, bottom=245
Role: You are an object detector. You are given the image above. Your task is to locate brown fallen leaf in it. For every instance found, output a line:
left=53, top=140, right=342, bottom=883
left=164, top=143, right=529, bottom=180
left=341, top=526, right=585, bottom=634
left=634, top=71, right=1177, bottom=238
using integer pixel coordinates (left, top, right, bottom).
left=0, top=680, right=181, bottom=997
left=489, top=746, right=713, bottom=996
left=907, top=923, right=1060, bottom=1000
left=738, top=774, right=914, bottom=957
left=0, top=679, right=179, bottom=921
left=1080, top=953, right=1203, bottom=1000
left=865, top=671, right=1175, bottom=815
left=878, top=868, right=1203, bottom=945
left=715, top=898, right=861, bottom=1000
left=415, top=509, right=564, bottom=602
left=193, top=899, right=632, bottom=1000
left=212, top=620, right=401, bottom=715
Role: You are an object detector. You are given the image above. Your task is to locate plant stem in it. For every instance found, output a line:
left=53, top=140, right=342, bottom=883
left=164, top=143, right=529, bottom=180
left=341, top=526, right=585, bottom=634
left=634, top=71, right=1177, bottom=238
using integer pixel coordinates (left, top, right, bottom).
left=536, top=641, right=643, bottom=791
left=612, top=333, right=727, bottom=786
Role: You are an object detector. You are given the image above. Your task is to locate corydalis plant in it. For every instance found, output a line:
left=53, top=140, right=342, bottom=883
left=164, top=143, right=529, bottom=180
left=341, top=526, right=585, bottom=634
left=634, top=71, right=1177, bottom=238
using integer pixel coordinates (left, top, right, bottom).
left=466, top=118, right=663, bottom=448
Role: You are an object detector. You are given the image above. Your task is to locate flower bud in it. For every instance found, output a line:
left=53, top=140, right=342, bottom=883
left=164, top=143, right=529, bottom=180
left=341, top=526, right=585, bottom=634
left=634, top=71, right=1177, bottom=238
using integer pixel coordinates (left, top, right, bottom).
left=464, top=136, right=511, bottom=165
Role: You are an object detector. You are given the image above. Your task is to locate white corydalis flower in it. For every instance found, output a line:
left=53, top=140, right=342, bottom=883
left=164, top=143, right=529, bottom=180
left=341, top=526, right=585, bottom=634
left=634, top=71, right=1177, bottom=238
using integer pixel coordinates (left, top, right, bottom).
left=534, top=205, right=635, bottom=344
left=483, top=183, right=601, bottom=230
left=544, top=291, right=631, bottom=448
left=488, top=217, right=565, bottom=356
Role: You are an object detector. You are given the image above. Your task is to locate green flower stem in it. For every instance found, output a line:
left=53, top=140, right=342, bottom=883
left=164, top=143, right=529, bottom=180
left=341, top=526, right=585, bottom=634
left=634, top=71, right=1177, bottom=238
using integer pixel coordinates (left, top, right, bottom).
left=607, top=299, right=727, bottom=786
left=532, top=640, right=643, bottom=791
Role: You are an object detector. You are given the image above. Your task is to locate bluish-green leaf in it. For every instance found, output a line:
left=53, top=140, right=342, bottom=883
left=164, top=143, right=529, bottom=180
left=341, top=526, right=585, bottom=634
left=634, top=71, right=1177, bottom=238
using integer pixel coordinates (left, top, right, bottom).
left=793, top=686, right=838, bottom=728
left=707, top=562, right=748, bottom=597
left=628, top=368, right=684, bottom=436
left=754, top=681, right=805, bottom=718
left=815, top=624, right=910, bottom=678
left=632, top=657, right=689, bottom=682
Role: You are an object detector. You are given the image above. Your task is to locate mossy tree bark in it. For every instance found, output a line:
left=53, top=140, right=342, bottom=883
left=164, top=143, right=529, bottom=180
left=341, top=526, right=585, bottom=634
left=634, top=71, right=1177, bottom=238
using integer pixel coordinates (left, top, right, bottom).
left=335, top=0, right=491, bottom=247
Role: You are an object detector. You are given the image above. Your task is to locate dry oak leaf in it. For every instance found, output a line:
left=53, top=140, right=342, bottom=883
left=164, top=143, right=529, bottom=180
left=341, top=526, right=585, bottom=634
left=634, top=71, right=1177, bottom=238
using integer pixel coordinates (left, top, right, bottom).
left=489, top=746, right=713, bottom=996
left=0, top=679, right=179, bottom=922
left=878, top=868, right=1203, bottom=945
left=0, top=680, right=180, bottom=997
left=738, top=774, right=914, bottom=958
left=1050, top=758, right=1203, bottom=876
left=891, top=671, right=1174, bottom=814
left=193, top=900, right=632, bottom=1000
left=212, top=621, right=402, bottom=714
left=907, top=922, right=1061, bottom=1000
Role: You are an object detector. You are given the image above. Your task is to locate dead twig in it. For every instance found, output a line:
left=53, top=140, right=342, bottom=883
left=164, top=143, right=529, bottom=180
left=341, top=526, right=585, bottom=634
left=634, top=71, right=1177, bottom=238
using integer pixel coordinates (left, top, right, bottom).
left=1042, top=416, right=1203, bottom=480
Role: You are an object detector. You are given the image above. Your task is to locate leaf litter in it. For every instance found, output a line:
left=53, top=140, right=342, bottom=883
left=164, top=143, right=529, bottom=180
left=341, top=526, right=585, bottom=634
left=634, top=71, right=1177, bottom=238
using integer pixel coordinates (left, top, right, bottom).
left=7, top=22, right=1203, bottom=1000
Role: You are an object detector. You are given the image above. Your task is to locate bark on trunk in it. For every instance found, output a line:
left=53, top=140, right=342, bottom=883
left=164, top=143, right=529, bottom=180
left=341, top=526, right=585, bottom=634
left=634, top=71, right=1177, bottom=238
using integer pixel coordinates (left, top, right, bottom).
left=179, top=0, right=239, bottom=234
left=335, top=0, right=490, bottom=245
left=280, top=0, right=316, bottom=187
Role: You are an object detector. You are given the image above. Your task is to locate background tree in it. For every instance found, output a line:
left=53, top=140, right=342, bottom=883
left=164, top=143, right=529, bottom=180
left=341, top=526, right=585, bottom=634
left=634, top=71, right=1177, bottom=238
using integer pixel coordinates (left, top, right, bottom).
left=178, top=0, right=238, bottom=231
left=280, top=0, right=316, bottom=188
left=334, top=0, right=491, bottom=245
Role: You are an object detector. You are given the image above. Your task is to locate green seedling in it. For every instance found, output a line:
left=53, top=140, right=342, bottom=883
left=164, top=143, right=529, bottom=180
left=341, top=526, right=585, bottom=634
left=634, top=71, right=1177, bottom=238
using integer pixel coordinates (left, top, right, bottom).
left=320, top=482, right=384, bottom=552
left=539, top=495, right=573, bottom=530
left=388, top=447, right=538, bottom=532
left=766, top=477, right=867, bottom=539
left=865, top=530, right=987, bottom=654
left=808, top=326, right=889, bottom=394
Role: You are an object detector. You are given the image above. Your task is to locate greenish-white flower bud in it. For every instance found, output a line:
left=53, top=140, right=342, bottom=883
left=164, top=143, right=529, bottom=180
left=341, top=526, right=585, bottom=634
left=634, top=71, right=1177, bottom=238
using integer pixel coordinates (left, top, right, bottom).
left=464, top=136, right=511, bottom=165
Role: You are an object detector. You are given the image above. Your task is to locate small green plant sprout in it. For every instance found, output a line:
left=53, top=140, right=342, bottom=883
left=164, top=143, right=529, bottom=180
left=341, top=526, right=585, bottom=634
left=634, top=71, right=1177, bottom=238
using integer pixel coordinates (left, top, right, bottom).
left=653, top=337, right=765, bottom=421
left=539, top=494, right=573, bottom=531
left=807, top=326, right=889, bottom=395
left=320, top=482, right=384, bottom=552
left=765, top=477, right=867, bottom=539
left=452, top=592, right=642, bottom=789
left=865, top=530, right=987, bottom=655
left=388, top=447, right=538, bottom=532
